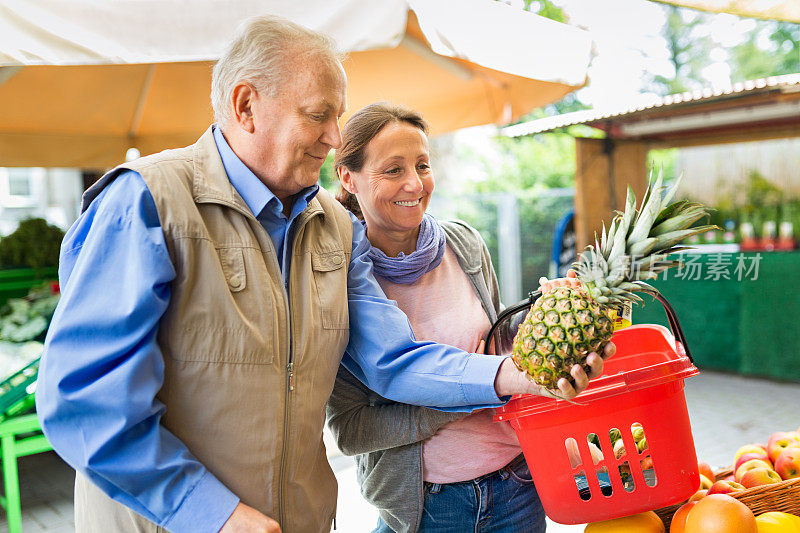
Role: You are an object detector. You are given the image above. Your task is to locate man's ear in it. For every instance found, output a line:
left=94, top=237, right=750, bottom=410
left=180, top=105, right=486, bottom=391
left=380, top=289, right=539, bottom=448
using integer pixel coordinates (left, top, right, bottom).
left=337, top=166, right=358, bottom=194
left=232, top=82, right=256, bottom=133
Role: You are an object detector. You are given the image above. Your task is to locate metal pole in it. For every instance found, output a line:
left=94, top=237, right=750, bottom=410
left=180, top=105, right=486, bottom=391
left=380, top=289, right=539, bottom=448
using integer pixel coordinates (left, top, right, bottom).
left=497, top=193, right=522, bottom=303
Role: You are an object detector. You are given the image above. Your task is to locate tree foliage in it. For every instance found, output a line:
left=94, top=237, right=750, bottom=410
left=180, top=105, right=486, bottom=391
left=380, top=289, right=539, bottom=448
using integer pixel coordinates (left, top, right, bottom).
left=645, top=6, right=715, bottom=95
left=0, top=218, right=65, bottom=270
left=729, top=21, right=800, bottom=82
left=646, top=5, right=799, bottom=95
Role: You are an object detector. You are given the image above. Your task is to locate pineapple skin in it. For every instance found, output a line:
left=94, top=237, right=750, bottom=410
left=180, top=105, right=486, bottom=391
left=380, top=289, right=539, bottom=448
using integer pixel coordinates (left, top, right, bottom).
left=511, top=286, right=615, bottom=389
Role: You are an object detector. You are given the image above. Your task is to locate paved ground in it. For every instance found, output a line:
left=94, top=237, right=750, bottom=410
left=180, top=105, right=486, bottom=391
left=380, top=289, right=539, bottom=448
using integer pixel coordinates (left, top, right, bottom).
left=2, top=370, right=799, bottom=532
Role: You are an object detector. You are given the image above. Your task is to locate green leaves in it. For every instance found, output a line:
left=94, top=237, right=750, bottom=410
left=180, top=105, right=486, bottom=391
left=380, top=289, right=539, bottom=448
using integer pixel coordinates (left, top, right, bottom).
left=575, top=167, right=718, bottom=305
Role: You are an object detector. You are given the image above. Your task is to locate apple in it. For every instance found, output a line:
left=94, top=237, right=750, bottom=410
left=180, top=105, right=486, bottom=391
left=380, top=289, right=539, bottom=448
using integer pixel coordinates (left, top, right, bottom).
left=735, top=459, right=773, bottom=482
left=734, top=444, right=768, bottom=462
left=739, top=467, right=782, bottom=488
left=734, top=452, right=772, bottom=473
left=774, top=447, right=800, bottom=480
left=687, top=489, right=708, bottom=502
left=707, top=480, right=745, bottom=495
left=698, top=461, right=714, bottom=482
left=722, top=474, right=735, bottom=482
left=698, top=474, right=713, bottom=490
left=766, top=432, right=800, bottom=463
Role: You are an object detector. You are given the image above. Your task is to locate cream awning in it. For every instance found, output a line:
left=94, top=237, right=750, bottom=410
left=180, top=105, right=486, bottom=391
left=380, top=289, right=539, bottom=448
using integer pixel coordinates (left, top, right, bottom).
left=0, top=0, right=592, bottom=167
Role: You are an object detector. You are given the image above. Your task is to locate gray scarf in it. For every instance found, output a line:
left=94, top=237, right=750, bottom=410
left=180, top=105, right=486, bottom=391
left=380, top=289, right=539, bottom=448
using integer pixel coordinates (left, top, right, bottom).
left=366, top=213, right=446, bottom=284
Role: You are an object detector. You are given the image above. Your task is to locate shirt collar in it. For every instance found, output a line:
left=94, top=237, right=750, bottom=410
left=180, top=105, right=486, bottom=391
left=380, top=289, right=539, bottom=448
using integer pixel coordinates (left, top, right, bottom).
left=212, top=125, right=319, bottom=220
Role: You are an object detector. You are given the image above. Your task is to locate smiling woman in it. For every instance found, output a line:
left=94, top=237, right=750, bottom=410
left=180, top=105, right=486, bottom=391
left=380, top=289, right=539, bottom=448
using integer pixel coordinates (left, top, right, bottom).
left=327, top=102, right=548, bottom=533
left=338, top=120, right=433, bottom=257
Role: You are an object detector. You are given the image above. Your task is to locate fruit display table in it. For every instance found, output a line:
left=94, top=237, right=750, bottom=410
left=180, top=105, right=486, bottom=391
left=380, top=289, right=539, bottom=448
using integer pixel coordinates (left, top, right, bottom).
left=633, top=249, right=800, bottom=382
left=0, top=268, right=58, bottom=307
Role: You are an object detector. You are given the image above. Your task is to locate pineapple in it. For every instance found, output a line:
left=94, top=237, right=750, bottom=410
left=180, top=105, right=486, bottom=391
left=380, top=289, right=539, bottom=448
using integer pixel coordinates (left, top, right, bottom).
left=511, top=170, right=716, bottom=389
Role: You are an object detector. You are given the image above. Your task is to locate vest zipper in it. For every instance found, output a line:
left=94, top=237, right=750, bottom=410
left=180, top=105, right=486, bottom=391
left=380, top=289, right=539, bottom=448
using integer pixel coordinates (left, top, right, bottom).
left=278, top=279, right=293, bottom=528
left=262, top=222, right=295, bottom=529
left=287, top=362, right=295, bottom=391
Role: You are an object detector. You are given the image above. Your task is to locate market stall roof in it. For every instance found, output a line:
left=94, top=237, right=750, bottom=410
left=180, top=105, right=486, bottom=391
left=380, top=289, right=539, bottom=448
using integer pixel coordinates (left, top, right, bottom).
left=649, top=0, right=800, bottom=22
left=502, top=73, right=800, bottom=148
left=0, top=0, right=592, bottom=168
left=503, top=73, right=800, bottom=250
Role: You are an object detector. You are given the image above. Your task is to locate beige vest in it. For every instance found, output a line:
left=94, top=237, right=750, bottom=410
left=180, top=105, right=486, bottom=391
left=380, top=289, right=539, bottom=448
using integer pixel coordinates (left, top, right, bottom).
left=75, top=127, right=353, bottom=533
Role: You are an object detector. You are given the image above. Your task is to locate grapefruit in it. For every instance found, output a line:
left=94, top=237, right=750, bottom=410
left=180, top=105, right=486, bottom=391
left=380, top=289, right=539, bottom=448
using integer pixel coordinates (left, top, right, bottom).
left=685, top=494, right=757, bottom=533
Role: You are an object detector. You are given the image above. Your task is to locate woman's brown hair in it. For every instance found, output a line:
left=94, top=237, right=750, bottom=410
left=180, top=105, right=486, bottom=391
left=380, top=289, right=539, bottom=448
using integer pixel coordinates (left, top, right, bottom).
left=334, top=102, right=429, bottom=219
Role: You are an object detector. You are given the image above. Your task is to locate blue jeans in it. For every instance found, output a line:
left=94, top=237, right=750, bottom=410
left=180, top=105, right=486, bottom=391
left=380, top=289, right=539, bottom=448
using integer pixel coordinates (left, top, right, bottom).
left=374, top=455, right=546, bottom=532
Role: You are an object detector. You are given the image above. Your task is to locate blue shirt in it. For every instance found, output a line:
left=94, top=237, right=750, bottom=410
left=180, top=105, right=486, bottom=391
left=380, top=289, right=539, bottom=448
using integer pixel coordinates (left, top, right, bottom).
left=36, top=127, right=507, bottom=532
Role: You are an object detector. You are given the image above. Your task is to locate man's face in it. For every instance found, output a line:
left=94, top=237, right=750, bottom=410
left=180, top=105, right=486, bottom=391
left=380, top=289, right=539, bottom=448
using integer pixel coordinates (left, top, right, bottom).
left=248, top=52, right=346, bottom=200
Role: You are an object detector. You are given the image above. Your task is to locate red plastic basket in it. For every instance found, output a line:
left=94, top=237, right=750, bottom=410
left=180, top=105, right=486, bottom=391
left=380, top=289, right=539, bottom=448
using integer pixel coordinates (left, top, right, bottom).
left=492, top=294, right=700, bottom=525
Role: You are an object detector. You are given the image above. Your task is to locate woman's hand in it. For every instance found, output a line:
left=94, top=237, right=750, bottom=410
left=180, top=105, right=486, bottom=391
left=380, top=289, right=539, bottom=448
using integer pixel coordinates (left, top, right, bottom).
left=538, top=270, right=582, bottom=294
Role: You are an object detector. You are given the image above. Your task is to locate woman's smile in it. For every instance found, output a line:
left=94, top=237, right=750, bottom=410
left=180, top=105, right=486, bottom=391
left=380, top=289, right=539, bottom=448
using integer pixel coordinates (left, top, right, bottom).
left=394, top=199, right=421, bottom=207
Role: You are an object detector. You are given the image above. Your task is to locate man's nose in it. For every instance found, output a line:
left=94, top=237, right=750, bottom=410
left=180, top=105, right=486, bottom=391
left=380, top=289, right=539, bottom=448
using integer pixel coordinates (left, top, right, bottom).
left=322, top=119, right=342, bottom=149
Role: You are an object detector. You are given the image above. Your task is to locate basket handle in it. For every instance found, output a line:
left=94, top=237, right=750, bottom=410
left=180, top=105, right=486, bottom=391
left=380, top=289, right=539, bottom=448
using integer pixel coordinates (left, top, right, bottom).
left=485, top=290, right=541, bottom=348
left=485, top=289, right=694, bottom=365
left=650, top=290, right=694, bottom=365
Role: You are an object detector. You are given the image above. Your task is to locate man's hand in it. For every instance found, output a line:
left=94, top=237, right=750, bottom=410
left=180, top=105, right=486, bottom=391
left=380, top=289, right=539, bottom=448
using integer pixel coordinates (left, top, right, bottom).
left=538, top=269, right=582, bottom=293
left=220, top=503, right=281, bottom=533
left=494, top=342, right=615, bottom=400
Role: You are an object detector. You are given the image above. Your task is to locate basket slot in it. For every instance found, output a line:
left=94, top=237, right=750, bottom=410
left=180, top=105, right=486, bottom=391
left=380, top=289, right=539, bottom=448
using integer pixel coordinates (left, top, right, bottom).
left=566, top=435, right=618, bottom=500
left=604, top=427, right=630, bottom=494
left=621, top=429, right=649, bottom=491
left=574, top=469, right=591, bottom=501
left=587, top=433, right=615, bottom=498
left=641, top=456, right=657, bottom=487
left=619, top=460, right=635, bottom=492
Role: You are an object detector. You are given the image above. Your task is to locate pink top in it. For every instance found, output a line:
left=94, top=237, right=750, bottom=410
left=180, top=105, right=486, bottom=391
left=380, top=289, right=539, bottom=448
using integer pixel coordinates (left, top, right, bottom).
left=376, top=245, right=521, bottom=483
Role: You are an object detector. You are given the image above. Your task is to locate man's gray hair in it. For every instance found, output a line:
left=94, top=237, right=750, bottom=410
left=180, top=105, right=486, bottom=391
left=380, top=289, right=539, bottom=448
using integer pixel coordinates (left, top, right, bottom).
left=211, top=15, right=339, bottom=128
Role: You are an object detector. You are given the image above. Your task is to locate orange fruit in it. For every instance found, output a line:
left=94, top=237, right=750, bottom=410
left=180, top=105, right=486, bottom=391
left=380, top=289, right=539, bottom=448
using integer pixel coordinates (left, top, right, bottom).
left=584, top=510, right=664, bottom=532
left=685, top=494, right=757, bottom=533
left=670, top=501, right=697, bottom=533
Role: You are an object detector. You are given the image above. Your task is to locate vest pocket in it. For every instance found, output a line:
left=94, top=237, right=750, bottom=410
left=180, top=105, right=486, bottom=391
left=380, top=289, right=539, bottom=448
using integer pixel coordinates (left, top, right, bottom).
left=218, top=247, right=246, bottom=292
left=311, top=250, right=349, bottom=330
left=165, top=244, right=274, bottom=364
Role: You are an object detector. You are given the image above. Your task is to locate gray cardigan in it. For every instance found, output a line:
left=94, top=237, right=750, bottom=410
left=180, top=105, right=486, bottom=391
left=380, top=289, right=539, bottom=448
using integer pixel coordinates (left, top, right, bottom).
left=326, top=220, right=503, bottom=533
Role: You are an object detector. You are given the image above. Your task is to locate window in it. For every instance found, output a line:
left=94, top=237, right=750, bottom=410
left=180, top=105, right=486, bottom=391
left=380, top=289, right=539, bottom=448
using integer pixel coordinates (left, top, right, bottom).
left=7, top=169, right=32, bottom=197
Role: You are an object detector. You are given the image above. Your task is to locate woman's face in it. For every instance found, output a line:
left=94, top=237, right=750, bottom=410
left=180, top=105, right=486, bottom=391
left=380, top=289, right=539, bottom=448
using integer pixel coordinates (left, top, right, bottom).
left=343, top=121, right=434, bottom=237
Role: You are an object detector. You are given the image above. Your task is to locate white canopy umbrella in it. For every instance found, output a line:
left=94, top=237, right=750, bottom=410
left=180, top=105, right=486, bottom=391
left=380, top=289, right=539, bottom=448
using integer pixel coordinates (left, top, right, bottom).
left=0, top=0, right=592, bottom=168
left=650, top=0, right=800, bottom=22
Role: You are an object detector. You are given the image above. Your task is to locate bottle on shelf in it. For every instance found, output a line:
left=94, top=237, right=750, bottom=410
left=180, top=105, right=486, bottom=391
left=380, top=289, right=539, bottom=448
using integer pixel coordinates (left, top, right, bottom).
left=760, top=206, right=778, bottom=252
left=777, top=203, right=797, bottom=251
left=739, top=211, right=759, bottom=251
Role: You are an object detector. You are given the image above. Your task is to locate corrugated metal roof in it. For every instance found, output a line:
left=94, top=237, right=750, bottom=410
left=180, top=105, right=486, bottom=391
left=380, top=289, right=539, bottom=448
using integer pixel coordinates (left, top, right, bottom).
left=501, top=73, right=800, bottom=138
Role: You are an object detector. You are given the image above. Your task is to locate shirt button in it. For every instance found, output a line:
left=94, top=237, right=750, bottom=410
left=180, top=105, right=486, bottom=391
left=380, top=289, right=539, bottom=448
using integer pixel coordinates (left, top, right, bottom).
left=332, top=255, right=343, bottom=265
left=229, top=275, right=242, bottom=289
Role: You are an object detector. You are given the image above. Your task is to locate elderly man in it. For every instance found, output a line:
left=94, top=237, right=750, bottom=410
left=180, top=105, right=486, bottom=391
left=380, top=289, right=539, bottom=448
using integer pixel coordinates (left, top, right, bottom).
left=36, top=15, right=609, bottom=533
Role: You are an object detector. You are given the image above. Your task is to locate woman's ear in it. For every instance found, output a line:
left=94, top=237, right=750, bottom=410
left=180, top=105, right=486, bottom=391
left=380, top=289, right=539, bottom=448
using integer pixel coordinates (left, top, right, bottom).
left=232, top=82, right=256, bottom=133
left=337, top=166, right=358, bottom=194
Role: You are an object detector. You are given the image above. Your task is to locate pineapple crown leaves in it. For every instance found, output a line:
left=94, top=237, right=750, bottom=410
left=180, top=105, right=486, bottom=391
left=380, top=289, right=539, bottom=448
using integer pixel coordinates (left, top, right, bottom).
left=577, top=168, right=720, bottom=304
